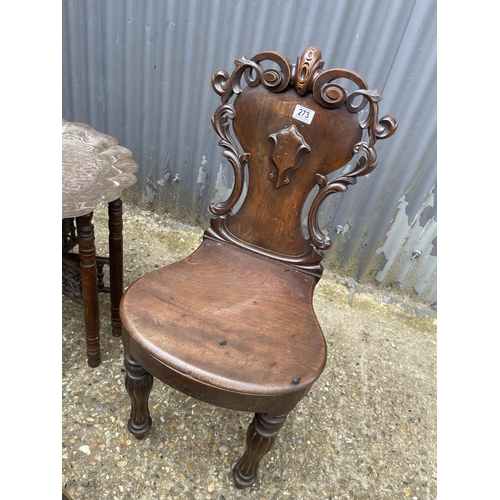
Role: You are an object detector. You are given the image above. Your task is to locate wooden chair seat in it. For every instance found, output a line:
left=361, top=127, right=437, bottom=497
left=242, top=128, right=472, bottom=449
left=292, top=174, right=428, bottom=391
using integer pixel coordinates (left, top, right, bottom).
left=121, top=240, right=326, bottom=413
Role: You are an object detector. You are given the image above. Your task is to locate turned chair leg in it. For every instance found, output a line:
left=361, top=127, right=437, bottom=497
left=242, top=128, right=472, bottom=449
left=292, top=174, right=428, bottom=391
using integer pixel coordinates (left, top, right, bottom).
left=233, top=412, right=289, bottom=488
left=75, top=212, right=100, bottom=368
left=124, top=354, right=153, bottom=438
left=108, top=198, right=123, bottom=337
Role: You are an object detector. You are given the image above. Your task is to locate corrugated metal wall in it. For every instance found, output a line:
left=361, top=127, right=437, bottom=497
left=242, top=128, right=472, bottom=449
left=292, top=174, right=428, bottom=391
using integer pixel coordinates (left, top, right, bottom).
left=62, top=0, right=437, bottom=306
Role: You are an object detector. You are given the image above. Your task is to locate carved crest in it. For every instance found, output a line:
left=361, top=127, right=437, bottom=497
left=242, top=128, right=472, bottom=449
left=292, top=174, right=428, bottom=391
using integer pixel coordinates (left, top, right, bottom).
left=269, top=125, right=311, bottom=188
left=294, top=47, right=324, bottom=95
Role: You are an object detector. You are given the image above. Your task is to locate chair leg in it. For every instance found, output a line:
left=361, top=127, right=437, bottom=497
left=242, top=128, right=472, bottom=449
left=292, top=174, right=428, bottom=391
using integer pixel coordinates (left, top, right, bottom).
left=233, top=412, right=289, bottom=488
left=124, top=354, right=153, bottom=438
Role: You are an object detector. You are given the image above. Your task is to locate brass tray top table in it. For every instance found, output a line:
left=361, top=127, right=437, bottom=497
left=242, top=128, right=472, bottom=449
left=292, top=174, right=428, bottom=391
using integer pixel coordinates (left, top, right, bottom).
left=62, top=119, right=138, bottom=367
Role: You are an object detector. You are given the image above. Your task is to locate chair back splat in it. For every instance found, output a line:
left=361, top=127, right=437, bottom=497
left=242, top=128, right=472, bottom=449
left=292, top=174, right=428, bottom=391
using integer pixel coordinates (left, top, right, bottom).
left=119, top=46, right=398, bottom=489
left=205, top=46, right=397, bottom=276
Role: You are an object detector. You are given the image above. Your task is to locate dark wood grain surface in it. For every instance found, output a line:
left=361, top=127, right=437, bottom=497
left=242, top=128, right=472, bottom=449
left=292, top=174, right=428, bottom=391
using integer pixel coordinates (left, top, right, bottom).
left=121, top=241, right=326, bottom=398
left=227, top=84, right=362, bottom=257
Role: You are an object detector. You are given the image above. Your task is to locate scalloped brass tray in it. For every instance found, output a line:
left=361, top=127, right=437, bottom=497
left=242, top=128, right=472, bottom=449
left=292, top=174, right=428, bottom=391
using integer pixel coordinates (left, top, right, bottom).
left=62, top=119, right=138, bottom=218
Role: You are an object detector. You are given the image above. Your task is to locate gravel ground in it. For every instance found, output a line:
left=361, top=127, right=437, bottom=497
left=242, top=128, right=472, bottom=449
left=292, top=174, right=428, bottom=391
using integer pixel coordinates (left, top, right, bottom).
left=62, top=203, right=437, bottom=500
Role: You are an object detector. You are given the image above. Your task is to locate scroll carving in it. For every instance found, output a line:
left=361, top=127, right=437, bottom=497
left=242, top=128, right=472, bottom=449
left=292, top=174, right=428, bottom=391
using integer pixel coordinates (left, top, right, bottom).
left=208, top=46, right=398, bottom=272
left=208, top=47, right=371, bottom=218
left=212, top=58, right=262, bottom=105
left=209, top=104, right=249, bottom=216
left=269, top=125, right=311, bottom=188
left=307, top=89, right=398, bottom=250
left=211, top=47, right=370, bottom=108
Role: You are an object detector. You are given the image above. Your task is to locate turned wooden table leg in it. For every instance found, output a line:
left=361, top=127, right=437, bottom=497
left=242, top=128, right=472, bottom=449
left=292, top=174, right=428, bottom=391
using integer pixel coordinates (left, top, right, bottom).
left=233, top=412, right=289, bottom=488
left=124, top=354, right=153, bottom=438
left=75, top=212, right=100, bottom=367
left=108, top=198, right=123, bottom=337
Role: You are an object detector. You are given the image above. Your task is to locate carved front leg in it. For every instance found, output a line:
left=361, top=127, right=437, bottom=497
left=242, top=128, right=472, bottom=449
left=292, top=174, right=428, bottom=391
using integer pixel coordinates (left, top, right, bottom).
left=233, top=412, right=289, bottom=488
left=124, top=354, right=153, bottom=438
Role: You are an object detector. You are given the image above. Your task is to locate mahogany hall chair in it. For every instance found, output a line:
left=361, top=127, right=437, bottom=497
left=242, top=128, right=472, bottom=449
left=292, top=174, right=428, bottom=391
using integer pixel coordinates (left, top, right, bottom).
left=120, top=47, right=397, bottom=488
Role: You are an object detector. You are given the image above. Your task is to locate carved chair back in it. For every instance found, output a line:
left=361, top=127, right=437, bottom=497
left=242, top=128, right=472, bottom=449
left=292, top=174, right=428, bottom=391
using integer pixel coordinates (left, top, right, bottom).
left=205, top=47, right=397, bottom=277
left=119, top=47, right=399, bottom=490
